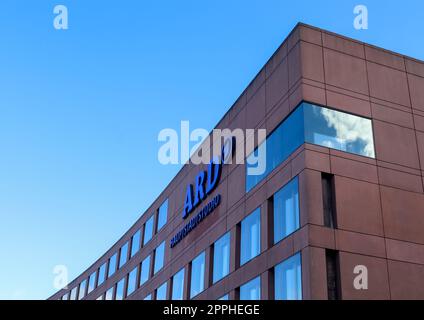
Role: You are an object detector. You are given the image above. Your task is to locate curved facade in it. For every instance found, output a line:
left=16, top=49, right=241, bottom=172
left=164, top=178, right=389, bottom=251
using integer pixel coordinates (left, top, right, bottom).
left=50, top=23, right=424, bottom=300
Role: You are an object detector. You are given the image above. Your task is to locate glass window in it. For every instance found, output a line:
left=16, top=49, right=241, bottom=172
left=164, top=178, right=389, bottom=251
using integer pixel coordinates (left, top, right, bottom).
left=144, top=294, right=152, bottom=300
left=108, top=253, right=117, bottom=278
left=70, top=287, right=77, bottom=300
left=275, top=253, right=302, bottom=300
left=246, top=102, right=375, bottom=192
left=172, top=268, right=185, bottom=300
left=240, top=208, right=261, bottom=266
left=105, top=287, right=114, bottom=300
left=154, top=241, right=165, bottom=274
left=127, top=267, right=138, bottom=297
left=98, top=262, right=106, bottom=286
left=62, top=293, right=69, bottom=300
left=213, top=232, right=230, bottom=284
left=78, top=280, right=87, bottom=300
left=131, top=229, right=141, bottom=258
left=246, top=106, right=304, bottom=192
left=119, top=242, right=129, bottom=269
left=115, top=278, right=125, bottom=300
left=87, top=271, right=97, bottom=294
left=303, top=103, right=375, bottom=158
left=240, top=276, right=261, bottom=300
left=218, top=294, right=229, bottom=300
left=156, top=282, right=167, bottom=300
left=143, top=216, right=154, bottom=245
left=190, top=252, right=205, bottom=298
left=274, top=177, right=300, bottom=243
left=96, top=294, right=104, bottom=300
left=157, top=199, right=168, bottom=231
left=140, top=255, right=151, bottom=286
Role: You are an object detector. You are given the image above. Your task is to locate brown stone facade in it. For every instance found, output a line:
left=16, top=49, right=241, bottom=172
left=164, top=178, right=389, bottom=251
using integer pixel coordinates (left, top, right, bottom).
left=50, top=23, right=424, bottom=300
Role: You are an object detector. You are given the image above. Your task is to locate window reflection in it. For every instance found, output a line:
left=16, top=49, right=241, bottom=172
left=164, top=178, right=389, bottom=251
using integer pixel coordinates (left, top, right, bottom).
left=115, top=278, right=125, bottom=300
left=127, top=267, right=138, bottom=297
left=144, top=216, right=154, bottom=245
left=119, top=242, right=129, bottom=269
left=87, top=271, right=97, bottom=294
left=70, top=287, right=77, bottom=300
left=274, top=177, right=299, bottom=243
left=246, top=102, right=375, bottom=192
left=98, top=262, right=106, bottom=286
left=213, top=232, right=230, bottom=284
left=156, top=282, right=167, bottom=300
left=190, top=252, right=205, bottom=298
left=105, top=287, right=114, bottom=300
left=172, top=268, right=185, bottom=300
left=131, top=229, right=141, bottom=258
left=157, top=199, right=168, bottom=231
left=108, top=253, right=117, bottom=278
left=240, top=276, right=261, bottom=300
left=240, top=208, right=261, bottom=266
left=140, top=255, right=151, bottom=286
left=154, top=241, right=165, bottom=274
left=274, top=253, right=302, bottom=300
left=303, top=103, right=375, bottom=158
left=78, top=279, right=87, bottom=300
left=246, top=106, right=304, bottom=192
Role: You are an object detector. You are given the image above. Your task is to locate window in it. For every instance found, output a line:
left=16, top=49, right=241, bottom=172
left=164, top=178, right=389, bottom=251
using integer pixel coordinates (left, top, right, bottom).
left=213, top=232, right=230, bottom=283
left=154, top=241, right=165, bottom=274
left=218, top=294, right=229, bottom=300
left=87, top=271, right=97, bottom=294
left=157, top=199, right=168, bottom=231
left=143, top=216, right=154, bottom=245
left=326, top=249, right=340, bottom=300
left=115, top=278, right=125, bottom=300
left=190, top=252, right=205, bottom=298
left=303, top=103, right=375, bottom=158
left=78, top=279, right=87, bottom=300
left=96, top=294, right=104, bottom=300
left=322, top=173, right=337, bottom=228
left=172, top=268, right=185, bottom=300
left=246, top=105, right=304, bottom=192
left=240, top=276, right=261, bottom=300
left=131, top=229, right=141, bottom=258
left=156, top=282, right=167, bottom=300
left=108, top=253, right=117, bottom=278
left=275, top=253, right=302, bottom=300
left=119, top=242, right=129, bottom=269
left=140, top=255, right=151, bottom=286
left=62, top=293, right=69, bottom=300
left=274, top=177, right=300, bottom=243
left=144, top=294, right=152, bottom=300
left=70, top=287, right=77, bottom=300
left=240, top=208, right=261, bottom=266
left=127, top=267, right=138, bottom=297
left=98, top=262, right=106, bottom=286
left=105, top=287, right=114, bottom=300
left=246, top=102, right=375, bottom=192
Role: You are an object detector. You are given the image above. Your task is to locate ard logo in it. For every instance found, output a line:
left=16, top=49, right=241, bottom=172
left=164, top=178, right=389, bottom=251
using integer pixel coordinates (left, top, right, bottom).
left=170, top=137, right=234, bottom=248
left=182, top=137, right=234, bottom=219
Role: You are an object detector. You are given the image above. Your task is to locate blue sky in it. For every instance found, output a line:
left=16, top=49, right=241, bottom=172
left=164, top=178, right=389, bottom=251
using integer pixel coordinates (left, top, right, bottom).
left=0, top=0, right=422, bottom=300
